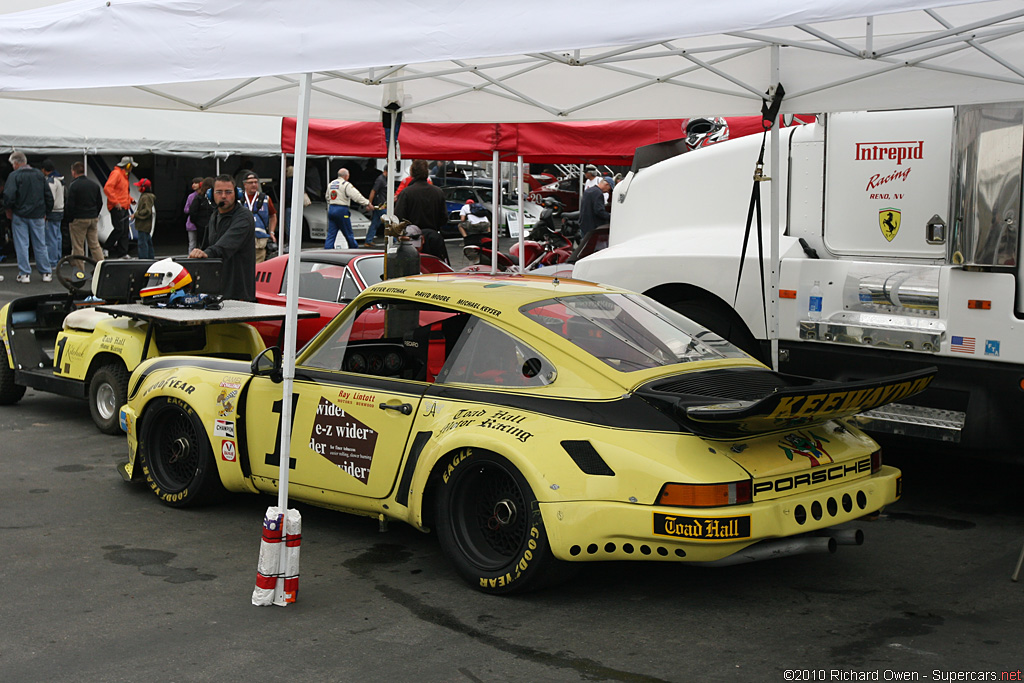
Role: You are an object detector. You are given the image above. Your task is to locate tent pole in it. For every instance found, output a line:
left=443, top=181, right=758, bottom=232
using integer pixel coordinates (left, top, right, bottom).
left=216, top=156, right=220, bottom=176
left=279, top=153, right=287, bottom=254
left=279, top=72, right=312, bottom=520
left=769, top=43, right=781, bottom=370
left=491, top=150, right=500, bottom=275
left=386, top=111, right=396, bottom=219
left=82, top=151, right=87, bottom=176
left=517, top=155, right=524, bottom=271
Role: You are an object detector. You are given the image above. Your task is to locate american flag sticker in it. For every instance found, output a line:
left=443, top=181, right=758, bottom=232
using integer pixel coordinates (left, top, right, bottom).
left=951, top=335, right=976, bottom=354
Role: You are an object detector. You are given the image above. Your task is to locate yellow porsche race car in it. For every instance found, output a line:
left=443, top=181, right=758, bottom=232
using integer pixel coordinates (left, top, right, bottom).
left=119, top=274, right=933, bottom=594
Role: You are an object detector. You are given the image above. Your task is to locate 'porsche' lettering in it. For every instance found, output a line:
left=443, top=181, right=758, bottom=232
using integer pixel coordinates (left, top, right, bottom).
left=753, top=457, right=872, bottom=495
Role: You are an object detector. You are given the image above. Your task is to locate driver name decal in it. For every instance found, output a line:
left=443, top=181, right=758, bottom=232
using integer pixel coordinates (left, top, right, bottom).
left=309, top=397, right=378, bottom=483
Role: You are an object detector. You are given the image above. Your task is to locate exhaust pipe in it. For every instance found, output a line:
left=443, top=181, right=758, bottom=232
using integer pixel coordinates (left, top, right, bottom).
left=814, top=527, right=864, bottom=546
left=693, top=536, right=836, bottom=567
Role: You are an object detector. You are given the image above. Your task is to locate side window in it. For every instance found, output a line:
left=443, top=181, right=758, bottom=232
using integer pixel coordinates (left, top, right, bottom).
left=281, top=261, right=345, bottom=303
left=339, top=271, right=360, bottom=302
left=301, top=299, right=468, bottom=383
left=437, top=318, right=556, bottom=387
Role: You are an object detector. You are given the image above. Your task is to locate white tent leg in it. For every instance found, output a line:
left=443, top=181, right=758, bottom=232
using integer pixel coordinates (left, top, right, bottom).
left=517, top=155, right=524, bottom=271
left=769, top=43, right=781, bottom=370
left=491, top=150, right=500, bottom=275
left=278, top=71, right=312, bottom=522
left=279, top=152, right=287, bottom=253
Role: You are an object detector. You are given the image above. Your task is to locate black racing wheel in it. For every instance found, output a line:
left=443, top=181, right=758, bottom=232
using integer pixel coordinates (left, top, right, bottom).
left=434, top=449, right=575, bottom=594
left=54, top=254, right=98, bottom=295
left=138, top=397, right=225, bottom=507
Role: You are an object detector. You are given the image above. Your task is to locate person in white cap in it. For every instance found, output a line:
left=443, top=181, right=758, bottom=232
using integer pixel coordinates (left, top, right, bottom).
left=103, top=156, right=139, bottom=259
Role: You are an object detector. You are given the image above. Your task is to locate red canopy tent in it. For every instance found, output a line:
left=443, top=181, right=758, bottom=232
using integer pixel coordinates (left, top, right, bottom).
left=281, top=116, right=815, bottom=162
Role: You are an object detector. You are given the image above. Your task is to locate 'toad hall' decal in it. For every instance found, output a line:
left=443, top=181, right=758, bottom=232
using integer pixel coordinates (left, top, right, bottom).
left=309, top=397, right=378, bottom=483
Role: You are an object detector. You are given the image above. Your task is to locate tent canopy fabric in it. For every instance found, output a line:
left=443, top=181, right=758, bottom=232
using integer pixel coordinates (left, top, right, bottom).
left=0, top=98, right=282, bottom=157
left=1, top=1, right=1018, bottom=123
left=281, top=116, right=811, bottom=165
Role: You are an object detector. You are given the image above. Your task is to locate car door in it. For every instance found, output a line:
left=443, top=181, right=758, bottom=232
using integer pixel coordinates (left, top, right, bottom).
left=243, top=297, right=453, bottom=500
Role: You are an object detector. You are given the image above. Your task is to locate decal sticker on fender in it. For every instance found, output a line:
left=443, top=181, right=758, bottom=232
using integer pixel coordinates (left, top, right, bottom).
left=653, top=514, right=751, bottom=540
left=308, top=397, right=378, bottom=483
left=214, top=419, right=235, bottom=438
left=221, top=440, right=236, bottom=462
left=217, top=388, right=238, bottom=416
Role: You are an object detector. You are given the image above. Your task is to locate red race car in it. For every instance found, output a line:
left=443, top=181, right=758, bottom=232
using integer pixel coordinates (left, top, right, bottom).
left=253, top=249, right=452, bottom=348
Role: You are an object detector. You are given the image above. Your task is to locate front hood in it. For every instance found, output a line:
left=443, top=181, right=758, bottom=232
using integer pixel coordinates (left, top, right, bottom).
left=635, top=366, right=936, bottom=439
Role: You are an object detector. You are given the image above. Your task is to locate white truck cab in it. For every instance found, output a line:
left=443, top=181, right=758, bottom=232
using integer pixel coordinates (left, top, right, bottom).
left=576, top=103, right=1024, bottom=450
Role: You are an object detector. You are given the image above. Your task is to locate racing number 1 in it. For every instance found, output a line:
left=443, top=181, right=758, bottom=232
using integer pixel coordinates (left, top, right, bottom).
left=54, top=337, right=68, bottom=370
left=265, top=393, right=299, bottom=469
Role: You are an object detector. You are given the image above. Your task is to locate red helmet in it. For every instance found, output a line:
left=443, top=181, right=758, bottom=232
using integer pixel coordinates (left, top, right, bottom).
left=134, top=178, right=152, bottom=192
left=466, top=199, right=475, bottom=204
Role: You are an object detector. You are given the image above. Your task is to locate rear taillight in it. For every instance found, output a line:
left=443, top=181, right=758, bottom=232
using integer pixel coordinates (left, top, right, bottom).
left=657, top=481, right=752, bottom=507
left=870, top=449, right=882, bottom=474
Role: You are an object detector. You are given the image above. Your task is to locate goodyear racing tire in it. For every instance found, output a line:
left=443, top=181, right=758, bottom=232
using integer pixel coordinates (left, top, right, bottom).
left=88, top=363, right=129, bottom=435
left=138, top=397, right=225, bottom=508
left=434, top=449, right=573, bottom=595
left=0, top=347, right=26, bottom=405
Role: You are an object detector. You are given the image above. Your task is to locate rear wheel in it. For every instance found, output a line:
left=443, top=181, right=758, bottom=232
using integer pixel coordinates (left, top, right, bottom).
left=139, top=397, right=224, bottom=507
left=88, top=363, right=129, bottom=434
left=434, top=448, right=573, bottom=594
left=0, top=347, right=26, bottom=405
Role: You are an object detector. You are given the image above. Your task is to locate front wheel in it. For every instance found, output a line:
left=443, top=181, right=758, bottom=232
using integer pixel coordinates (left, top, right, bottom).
left=138, top=397, right=224, bottom=507
left=0, top=347, right=26, bottom=405
left=434, top=449, right=573, bottom=594
left=88, top=363, right=129, bottom=434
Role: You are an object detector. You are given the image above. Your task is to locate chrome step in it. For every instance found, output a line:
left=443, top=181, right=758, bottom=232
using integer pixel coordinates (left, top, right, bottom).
left=853, top=403, right=966, bottom=442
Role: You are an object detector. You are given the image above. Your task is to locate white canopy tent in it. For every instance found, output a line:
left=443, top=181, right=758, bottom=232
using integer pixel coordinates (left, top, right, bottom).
left=0, top=98, right=281, bottom=156
left=5, top=0, right=1023, bottom=601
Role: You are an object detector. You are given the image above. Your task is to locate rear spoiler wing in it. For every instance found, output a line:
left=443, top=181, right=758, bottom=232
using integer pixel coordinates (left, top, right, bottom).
left=680, top=367, right=937, bottom=439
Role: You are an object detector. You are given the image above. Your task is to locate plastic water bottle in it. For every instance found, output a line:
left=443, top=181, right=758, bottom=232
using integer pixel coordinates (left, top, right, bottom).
left=809, top=280, right=823, bottom=321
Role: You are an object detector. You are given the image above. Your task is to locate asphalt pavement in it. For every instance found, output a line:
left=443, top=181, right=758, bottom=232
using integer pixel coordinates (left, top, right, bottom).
left=2, top=241, right=1023, bottom=682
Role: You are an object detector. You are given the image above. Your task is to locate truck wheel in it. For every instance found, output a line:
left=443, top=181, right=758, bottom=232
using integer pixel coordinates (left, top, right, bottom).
left=89, top=363, right=129, bottom=434
left=138, top=397, right=224, bottom=508
left=434, top=448, right=572, bottom=594
left=0, top=348, right=26, bottom=405
left=667, top=298, right=765, bottom=363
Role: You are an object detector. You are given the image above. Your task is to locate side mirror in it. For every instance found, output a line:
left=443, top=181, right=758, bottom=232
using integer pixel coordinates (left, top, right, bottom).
left=251, top=346, right=283, bottom=383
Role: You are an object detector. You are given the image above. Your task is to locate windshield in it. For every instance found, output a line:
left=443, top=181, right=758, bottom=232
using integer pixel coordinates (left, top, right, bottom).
left=521, top=293, right=749, bottom=371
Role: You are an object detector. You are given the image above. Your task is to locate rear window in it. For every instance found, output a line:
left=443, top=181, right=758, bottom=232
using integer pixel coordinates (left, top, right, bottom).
left=522, top=293, right=748, bottom=371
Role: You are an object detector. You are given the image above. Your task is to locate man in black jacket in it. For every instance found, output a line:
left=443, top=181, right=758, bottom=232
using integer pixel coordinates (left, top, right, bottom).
left=579, top=176, right=612, bottom=238
left=189, top=175, right=256, bottom=301
left=64, top=161, right=105, bottom=264
left=395, top=159, right=449, bottom=263
left=3, top=150, right=54, bottom=283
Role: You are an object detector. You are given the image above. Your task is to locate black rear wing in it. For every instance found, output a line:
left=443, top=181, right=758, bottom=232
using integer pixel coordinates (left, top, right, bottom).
left=638, top=366, right=936, bottom=439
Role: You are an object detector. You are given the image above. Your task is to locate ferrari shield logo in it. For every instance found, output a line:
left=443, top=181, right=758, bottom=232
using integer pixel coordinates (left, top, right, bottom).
left=879, top=208, right=901, bottom=242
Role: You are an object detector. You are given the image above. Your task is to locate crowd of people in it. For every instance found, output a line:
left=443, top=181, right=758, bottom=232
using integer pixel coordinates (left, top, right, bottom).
left=2, top=154, right=616, bottom=290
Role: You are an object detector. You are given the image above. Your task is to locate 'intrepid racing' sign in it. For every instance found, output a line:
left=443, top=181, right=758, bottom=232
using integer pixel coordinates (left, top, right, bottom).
left=855, top=140, right=924, bottom=165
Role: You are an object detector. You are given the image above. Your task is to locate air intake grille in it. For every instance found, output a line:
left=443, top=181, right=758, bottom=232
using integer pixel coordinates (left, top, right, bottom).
left=651, top=369, right=790, bottom=400
left=561, top=440, right=615, bottom=476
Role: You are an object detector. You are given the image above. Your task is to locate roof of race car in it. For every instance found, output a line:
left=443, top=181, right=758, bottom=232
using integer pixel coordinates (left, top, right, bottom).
left=364, top=272, right=626, bottom=311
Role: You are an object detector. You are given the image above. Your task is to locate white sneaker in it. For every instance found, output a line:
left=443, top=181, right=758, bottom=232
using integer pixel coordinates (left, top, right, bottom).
left=42, top=273, right=53, bottom=283
left=16, top=273, right=30, bottom=284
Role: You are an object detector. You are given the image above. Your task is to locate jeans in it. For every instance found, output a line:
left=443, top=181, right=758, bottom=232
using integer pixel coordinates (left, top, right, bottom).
left=187, top=229, right=197, bottom=252
left=45, top=212, right=63, bottom=267
left=365, top=207, right=385, bottom=244
left=137, top=231, right=155, bottom=259
left=326, top=204, right=357, bottom=249
left=12, top=214, right=51, bottom=275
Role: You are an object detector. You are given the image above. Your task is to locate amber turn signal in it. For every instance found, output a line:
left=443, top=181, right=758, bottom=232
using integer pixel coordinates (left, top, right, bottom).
left=657, top=480, right=752, bottom=507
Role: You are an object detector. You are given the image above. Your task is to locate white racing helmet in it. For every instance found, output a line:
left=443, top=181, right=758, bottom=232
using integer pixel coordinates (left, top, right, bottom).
left=683, top=117, right=729, bottom=150
left=140, top=258, right=193, bottom=300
